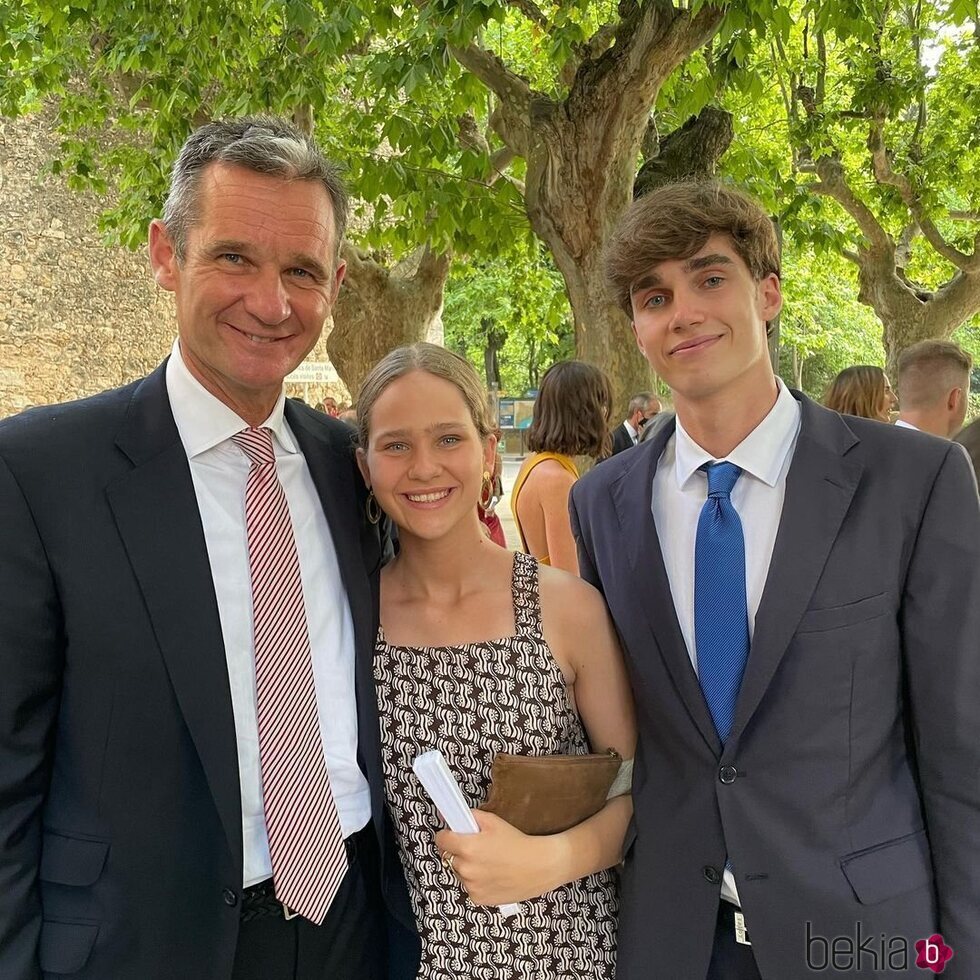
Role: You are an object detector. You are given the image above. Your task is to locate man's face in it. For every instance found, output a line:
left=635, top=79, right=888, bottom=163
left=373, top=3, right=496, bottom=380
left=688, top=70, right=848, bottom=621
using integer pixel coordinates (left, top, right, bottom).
left=631, top=398, right=660, bottom=429
left=149, top=162, right=345, bottom=419
left=628, top=235, right=781, bottom=406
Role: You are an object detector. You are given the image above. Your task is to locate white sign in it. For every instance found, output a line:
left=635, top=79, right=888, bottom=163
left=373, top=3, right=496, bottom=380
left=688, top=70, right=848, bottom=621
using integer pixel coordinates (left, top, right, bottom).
left=286, top=361, right=339, bottom=384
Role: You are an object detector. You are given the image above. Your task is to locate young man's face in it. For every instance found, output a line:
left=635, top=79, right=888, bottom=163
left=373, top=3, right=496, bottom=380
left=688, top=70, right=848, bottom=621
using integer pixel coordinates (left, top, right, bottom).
left=628, top=235, right=781, bottom=405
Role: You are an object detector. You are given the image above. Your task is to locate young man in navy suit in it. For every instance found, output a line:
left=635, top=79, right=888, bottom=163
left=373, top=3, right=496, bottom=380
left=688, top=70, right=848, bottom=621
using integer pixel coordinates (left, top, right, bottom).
left=571, top=181, right=980, bottom=979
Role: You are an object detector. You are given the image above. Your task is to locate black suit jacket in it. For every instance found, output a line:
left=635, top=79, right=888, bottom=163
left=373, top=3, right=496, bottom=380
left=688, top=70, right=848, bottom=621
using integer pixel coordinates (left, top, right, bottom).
left=571, top=394, right=980, bottom=979
left=0, top=362, right=420, bottom=980
left=609, top=422, right=636, bottom=456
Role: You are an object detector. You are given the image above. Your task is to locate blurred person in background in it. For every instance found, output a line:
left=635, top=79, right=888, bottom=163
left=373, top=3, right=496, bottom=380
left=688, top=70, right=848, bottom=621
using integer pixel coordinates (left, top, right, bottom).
left=511, top=361, right=613, bottom=574
left=823, top=364, right=896, bottom=422
left=610, top=392, right=661, bottom=455
left=895, top=340, right=973, bottom=438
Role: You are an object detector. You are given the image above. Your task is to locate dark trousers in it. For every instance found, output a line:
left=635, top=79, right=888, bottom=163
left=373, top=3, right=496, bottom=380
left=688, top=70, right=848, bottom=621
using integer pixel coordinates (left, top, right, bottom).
left=232, top=827, right=386, bottom=980
left=706, top=902, right=762, bottom=980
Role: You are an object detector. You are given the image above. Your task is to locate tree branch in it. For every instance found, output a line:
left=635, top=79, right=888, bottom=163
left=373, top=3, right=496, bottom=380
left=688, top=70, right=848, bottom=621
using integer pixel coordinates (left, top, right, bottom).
left=507, top=0, right=549, bottom=30
left=449, top=43, right=534, bottom=157
left=801, top=154, right=894, bottom=253
left=449, top=42, right=533, bottom=108
left=867, top=116, right=980, bottom=271
left=576, top=1, right=724, bottom=122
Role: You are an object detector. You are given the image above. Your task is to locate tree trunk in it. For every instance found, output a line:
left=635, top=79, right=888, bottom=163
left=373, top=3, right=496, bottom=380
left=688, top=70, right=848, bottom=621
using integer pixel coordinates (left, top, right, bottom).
left=854, top=253, right=980, bottom=378
left=453, top=5, right=724, bottom=418
left=327, top=244, right=451, bottom=399
left=550, top=243, right=652, bottom=413
left=523, top=107, right=734, bottom=415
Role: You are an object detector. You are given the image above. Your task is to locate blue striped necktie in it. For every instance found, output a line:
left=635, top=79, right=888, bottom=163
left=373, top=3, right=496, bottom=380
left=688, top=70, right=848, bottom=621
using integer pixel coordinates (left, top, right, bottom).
left=694, top=461, right=749, bottom=744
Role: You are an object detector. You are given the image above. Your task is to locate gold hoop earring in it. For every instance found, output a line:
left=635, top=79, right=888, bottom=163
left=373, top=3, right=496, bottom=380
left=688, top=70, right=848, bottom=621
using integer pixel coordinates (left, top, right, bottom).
left=479, top=470, right=493, bottom=509
left=365, top=489, right=382, bottom=525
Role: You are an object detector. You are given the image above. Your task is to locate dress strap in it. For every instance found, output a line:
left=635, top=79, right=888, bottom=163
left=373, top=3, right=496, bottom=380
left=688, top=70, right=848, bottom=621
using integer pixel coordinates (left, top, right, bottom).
left=511, top=551, right=544, bottom=637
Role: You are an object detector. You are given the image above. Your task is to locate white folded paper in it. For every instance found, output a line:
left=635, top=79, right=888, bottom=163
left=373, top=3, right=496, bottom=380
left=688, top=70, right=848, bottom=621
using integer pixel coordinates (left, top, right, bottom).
left=412, top=750, right=520, bottom=917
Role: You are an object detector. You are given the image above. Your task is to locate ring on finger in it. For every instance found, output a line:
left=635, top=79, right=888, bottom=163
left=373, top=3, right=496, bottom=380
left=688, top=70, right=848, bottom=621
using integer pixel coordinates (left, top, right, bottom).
left=441, top=851, right=457, bottom=873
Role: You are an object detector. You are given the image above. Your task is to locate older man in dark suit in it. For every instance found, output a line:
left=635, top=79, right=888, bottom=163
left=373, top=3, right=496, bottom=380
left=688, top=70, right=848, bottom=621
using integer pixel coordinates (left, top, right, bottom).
left=571, top=181, right=980, bottom=979
left=0, top=117, right=418, bottom=980
left=610, top=392, right=661, bottom=455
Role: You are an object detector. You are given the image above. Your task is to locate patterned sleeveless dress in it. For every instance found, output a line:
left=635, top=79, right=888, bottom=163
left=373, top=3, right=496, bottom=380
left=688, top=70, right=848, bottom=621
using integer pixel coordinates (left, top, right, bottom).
left=374, top=551, right=618, bottom=980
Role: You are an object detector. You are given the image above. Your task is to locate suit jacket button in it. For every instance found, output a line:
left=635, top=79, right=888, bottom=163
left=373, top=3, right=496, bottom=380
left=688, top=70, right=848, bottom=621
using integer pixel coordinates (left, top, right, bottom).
left=703, top=866, right=721, bottom=884
left=719, top=765, right=738, bottom=784
left=222, top=888, right=239, bottom=907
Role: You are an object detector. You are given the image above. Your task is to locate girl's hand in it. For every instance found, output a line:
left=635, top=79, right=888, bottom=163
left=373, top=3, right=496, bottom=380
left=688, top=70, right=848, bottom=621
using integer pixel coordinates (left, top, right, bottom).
left=434, top=810, right=566, bottom=906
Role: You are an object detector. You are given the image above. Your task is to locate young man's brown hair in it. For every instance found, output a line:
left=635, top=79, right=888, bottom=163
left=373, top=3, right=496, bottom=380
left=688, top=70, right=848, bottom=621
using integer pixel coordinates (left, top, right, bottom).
left=603, top=180, right=780, bottom=319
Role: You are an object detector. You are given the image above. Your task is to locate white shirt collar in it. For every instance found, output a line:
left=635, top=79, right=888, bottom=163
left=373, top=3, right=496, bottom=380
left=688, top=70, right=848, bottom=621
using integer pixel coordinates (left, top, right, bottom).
left=894, top=419, right=918, bottom=431
left=673, top=378, right=801, bottom=491
left=624, top=419, right=639, bottom=441
left=165, top=339, right=298, bottom=459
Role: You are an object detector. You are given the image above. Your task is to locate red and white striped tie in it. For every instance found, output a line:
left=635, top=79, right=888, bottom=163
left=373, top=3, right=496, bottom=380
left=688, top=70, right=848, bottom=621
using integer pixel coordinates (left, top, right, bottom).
left=233, top=427, right=347, bottom=924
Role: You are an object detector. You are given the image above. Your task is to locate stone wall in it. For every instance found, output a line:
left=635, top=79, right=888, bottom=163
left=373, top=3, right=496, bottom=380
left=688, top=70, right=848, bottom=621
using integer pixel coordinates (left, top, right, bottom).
left=0, top=111, right=348, bottom=419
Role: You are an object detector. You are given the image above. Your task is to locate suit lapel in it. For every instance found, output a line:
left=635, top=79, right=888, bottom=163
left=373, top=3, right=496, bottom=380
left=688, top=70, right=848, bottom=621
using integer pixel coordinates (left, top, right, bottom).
left=730, top=395, right=863, bottom=745
left=613, top=423, right=723, bottom=755
left=106, top=363, right=242, bottom=869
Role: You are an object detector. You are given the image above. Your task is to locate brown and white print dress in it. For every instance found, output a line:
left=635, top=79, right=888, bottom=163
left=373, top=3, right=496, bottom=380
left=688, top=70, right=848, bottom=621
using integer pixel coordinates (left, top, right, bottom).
left=374, top=551, right=618, bottom=980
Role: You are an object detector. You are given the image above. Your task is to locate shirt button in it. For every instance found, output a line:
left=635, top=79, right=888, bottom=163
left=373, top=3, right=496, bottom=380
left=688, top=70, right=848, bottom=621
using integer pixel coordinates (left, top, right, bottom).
left=222, top=888, right=238, bottom=907
left=719, top=765, right=738, bottom=785
left=703, top=866, right=721, bottom=884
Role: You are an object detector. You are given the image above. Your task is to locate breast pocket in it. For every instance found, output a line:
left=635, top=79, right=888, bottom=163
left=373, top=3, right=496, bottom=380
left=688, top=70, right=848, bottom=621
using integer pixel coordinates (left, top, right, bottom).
left=796, top=593, right=891, bottom=634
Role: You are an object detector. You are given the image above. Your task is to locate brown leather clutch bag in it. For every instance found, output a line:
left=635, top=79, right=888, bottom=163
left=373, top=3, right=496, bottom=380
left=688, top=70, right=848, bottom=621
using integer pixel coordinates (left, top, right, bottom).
left=480, top=749, right=621, bottom=835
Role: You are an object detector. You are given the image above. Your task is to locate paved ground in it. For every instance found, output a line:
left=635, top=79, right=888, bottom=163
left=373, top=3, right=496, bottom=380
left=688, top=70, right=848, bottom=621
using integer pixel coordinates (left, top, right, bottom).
left=495, top=456, right=524, bottom=550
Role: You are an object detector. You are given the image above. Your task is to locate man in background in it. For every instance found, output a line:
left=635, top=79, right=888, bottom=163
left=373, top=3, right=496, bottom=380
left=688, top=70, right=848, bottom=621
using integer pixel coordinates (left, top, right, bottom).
left=895, top=339, right=972, bottom=438
left=610, top=391, right=661, bottom=454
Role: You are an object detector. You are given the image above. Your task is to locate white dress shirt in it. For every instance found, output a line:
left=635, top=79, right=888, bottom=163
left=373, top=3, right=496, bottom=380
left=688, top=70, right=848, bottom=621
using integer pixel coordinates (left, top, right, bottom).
left=623, top=419, right=640, bottom=445
left=894, top=419, right=918, bottom=431
left=166, top=341, right=370, bottom=887
left=651, top=379, right=802, bottom=906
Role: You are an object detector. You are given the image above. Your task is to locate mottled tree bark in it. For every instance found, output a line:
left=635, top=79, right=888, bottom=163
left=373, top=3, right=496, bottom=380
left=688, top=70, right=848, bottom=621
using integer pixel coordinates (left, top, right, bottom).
left=328, top=244, right=451, bottom=398
left=451, top=2, right=725, bottom=414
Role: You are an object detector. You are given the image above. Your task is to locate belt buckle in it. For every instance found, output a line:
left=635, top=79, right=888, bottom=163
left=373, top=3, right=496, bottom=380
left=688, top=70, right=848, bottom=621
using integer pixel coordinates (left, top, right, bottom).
left=282, top=904, right=301, bottom=921
left=733, top=909, right=751, bottom=946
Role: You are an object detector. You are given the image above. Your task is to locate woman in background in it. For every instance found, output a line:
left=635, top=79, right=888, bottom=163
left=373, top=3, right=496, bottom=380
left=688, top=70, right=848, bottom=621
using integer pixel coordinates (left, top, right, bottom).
left=510, top=361, right=612, bottom=574
left=356, top=344, right=634, bottom=980
left=823, top=365, right=897, bottom=422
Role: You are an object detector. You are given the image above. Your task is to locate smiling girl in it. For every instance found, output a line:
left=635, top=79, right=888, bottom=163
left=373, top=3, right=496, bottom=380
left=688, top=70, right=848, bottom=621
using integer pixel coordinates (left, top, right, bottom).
left=356, top=344, right=636, bottom=980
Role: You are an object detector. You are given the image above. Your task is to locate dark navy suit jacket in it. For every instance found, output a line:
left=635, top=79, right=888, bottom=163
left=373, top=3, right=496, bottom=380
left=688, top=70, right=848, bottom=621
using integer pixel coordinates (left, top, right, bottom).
left=571, top=393, right=980, bottom=979
left=0, top=362, right=420, bottom=980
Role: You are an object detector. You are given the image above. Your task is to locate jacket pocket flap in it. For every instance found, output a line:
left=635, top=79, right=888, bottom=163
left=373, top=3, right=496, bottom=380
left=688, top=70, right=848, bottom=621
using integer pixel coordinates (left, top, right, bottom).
left=797, top=593, right=890, bottom=634
left=39, top=919, right=99, bottom=974
left=840, top=829, right=932, bottom=905
left=40, top=831, right=109, bottom=887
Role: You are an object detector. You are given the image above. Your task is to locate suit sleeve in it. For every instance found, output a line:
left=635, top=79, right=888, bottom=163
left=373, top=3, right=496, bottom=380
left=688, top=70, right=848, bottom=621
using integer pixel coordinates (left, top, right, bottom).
left=0, top=455, right=63, bottom=980
left=900, top=443, right=980, bottom=975
left=568, top=484, right=601, bottom=591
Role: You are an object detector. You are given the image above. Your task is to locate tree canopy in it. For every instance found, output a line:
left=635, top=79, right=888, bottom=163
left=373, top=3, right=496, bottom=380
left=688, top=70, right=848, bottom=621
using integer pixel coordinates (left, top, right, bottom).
left=3, top=0, right=979, bottom=405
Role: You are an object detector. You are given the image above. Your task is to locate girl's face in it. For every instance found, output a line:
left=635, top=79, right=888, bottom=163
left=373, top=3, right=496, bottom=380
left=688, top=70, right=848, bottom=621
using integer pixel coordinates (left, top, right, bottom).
left=877, top=374, right=898, bottom=421
left=357, top=370, right=496, bottom=542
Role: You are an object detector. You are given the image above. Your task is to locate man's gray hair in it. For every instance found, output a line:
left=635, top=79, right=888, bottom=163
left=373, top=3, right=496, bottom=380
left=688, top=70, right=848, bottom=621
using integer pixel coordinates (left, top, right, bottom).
left=628, top=391, right=656, bottom=416
left=162, top=115, right=349, bottom=261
